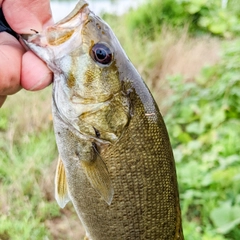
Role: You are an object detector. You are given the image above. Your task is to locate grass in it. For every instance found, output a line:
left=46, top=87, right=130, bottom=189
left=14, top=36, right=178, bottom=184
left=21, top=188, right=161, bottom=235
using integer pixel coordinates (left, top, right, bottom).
left=0, top=90, right=84, bottom=239
left=1, top=5, right=240, bottom=240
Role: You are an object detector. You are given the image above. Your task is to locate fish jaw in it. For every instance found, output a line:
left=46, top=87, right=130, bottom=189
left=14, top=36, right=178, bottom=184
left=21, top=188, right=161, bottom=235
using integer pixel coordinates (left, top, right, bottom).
left=21, top=0, right=90, bottom=73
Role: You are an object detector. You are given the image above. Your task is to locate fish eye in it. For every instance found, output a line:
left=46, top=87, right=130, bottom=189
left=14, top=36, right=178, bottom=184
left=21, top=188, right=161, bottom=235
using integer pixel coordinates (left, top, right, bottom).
left=91, top=43, right=113, bottom=65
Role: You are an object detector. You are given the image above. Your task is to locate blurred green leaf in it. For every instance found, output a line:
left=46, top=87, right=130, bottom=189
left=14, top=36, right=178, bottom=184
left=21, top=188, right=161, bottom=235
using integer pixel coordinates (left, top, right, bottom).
left=210, top=202, right=240, bottom=234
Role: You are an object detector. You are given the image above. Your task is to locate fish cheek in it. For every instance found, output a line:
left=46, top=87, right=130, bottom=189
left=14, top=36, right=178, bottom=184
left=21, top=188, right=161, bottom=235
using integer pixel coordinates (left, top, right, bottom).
left=101, top=61, right=121, bottom=93
left=79, top=64, right=130, bottom=142
left=78, top=93, right=130, bottom=143
left=86, top=61, right=121, bottom=100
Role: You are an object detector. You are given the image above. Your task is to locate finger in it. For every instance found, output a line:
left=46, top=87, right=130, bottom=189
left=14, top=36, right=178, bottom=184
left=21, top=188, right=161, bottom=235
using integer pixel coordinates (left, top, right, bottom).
left=2, top=0, right=53, bottom=34
left=0, top=32, right=24, bottom=95
left=21, top=51, right=52, bottom=90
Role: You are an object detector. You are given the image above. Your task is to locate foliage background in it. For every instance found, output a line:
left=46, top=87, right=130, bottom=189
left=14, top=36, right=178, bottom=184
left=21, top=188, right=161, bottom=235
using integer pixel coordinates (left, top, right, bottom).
left=1, top=0, right=240, bottom=239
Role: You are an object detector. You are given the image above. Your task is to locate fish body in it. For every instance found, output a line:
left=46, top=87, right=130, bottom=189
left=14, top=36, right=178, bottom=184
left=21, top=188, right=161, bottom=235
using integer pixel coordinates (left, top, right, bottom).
left=23, top=1, right=184, bottom=239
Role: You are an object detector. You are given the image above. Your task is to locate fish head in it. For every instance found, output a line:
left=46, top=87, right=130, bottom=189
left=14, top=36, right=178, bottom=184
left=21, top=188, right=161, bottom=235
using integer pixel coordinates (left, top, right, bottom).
left=22, top=0, right=133, bottom=143
left=22, top=0, right=128, bottom=104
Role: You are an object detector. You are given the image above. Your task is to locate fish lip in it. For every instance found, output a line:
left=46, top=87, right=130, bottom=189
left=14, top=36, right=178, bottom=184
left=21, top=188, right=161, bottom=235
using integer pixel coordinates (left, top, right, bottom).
left=56, top=0, right=89, bottom=26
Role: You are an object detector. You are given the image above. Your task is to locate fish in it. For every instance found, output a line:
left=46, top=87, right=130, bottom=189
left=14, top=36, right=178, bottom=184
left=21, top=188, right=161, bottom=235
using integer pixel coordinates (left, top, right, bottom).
left=22, top=1, right=184, bottom=239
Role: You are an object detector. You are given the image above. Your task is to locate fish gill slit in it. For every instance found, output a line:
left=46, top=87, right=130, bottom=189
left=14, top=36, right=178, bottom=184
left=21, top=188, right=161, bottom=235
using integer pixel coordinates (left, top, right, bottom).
left=92, top=142, right=100, bottom=157
left=93, top=127, right=101, bottom=138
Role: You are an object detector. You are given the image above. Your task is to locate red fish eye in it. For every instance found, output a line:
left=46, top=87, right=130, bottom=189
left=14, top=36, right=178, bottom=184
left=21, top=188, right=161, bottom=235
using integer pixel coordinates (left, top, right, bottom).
left=91, top=43, right=113, bottom=65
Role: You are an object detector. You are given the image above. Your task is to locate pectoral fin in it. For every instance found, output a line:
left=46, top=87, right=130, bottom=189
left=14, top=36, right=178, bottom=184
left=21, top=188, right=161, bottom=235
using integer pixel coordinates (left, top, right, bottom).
left=80, top=143, right=114, bottom=205
left=55, top=157, right=70, bottom=208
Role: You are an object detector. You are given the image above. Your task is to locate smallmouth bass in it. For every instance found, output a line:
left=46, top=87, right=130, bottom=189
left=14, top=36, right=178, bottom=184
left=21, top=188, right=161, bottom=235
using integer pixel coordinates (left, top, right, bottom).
left=23, top=1, right=184, bottom=239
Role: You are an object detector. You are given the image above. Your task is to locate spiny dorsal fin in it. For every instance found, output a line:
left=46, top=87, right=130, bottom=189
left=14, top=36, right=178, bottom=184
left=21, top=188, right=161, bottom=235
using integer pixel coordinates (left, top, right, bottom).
left=55, top=157, right=70, bottom=208
left=80, top=143, right=114, bottom=205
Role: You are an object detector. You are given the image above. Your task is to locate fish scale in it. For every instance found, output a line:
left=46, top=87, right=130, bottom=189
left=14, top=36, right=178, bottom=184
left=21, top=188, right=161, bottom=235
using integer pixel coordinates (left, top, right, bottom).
left=22, top=0, right=184, bottom=239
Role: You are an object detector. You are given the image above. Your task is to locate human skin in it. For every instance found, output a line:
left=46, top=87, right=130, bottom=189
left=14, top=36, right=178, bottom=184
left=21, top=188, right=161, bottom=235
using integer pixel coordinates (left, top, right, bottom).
left=0, top=0, right=53, bottom=107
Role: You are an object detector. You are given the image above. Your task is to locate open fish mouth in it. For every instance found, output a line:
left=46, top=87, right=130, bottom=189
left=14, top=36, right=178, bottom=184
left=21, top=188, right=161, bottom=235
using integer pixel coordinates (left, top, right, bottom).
left=21, top=1, right=89, bottom=56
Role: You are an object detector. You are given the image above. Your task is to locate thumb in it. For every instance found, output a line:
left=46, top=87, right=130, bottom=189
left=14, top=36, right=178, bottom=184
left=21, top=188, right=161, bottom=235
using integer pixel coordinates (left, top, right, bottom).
left=2, top=0, right=53, bottom=34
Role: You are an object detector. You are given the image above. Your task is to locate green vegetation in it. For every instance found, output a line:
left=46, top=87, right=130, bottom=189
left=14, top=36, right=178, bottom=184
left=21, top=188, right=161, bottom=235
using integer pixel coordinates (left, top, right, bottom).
left=1, top=0, right=240, bottom=239
left=0, top=128, right=58, bottom=240
left=126, top=0, right=240, bottom=38
left=165, top=40, right=240, bottom=239
left=0, top=91, right=83, bottom=239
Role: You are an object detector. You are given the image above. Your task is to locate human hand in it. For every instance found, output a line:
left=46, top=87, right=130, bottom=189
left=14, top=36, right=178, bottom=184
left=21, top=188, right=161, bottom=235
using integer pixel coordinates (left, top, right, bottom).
left=0, top=0, right=53, bottom=107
